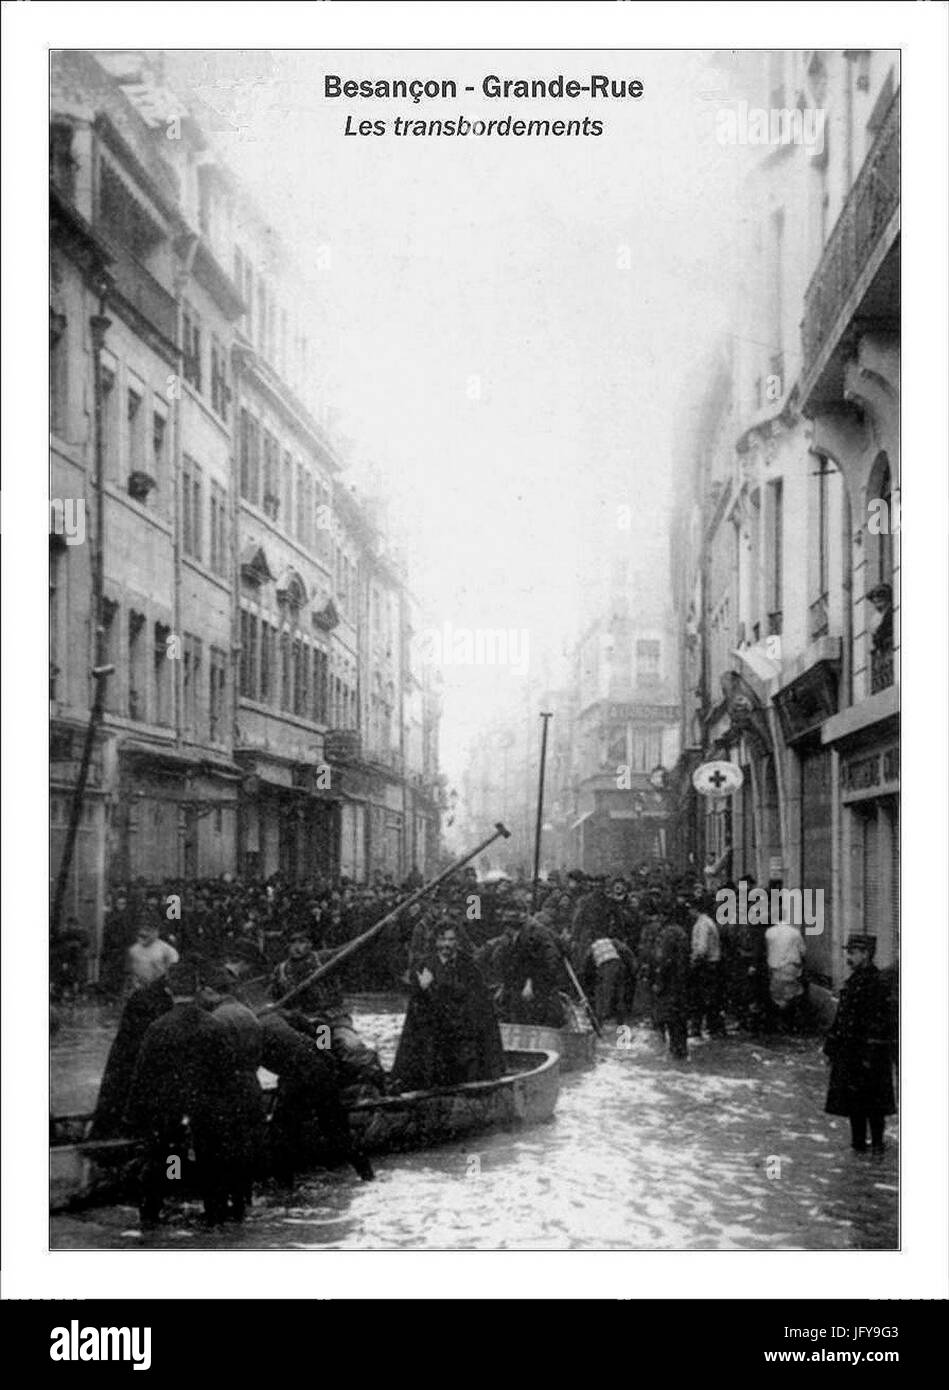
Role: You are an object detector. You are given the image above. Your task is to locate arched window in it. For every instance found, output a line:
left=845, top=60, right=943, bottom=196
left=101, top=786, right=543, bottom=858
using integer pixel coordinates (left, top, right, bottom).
left=866, top=453, right=895, bottom=693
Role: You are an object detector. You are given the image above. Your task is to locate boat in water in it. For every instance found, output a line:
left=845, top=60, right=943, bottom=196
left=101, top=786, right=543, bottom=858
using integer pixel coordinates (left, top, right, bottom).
left=499, top=1022, right=597, bottom=1073
left=49, top=1046, right=559, bottom=1212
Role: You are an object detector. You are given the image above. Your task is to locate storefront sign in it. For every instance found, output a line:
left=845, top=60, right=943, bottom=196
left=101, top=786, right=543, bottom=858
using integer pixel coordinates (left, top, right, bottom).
left=841, top=745, right=899, bottom=798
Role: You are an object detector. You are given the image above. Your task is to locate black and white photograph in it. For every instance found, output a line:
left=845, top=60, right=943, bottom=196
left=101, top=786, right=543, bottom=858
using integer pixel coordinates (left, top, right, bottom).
left=2, top=0, right=946, bottom=1325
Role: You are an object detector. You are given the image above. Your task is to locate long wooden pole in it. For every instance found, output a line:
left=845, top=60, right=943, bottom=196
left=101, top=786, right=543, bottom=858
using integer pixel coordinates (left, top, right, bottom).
left=531, top=713, right=552, bottom=911
left=260, top=821, right=511, bottom=1014
left=51, top=294, right=112, bottom=939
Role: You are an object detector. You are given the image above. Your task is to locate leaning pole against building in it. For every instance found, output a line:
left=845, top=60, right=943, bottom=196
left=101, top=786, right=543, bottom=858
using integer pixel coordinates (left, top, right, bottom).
left=51, top=285, right=113, bottom=937
left=260, top=821, right=511, bottom=1014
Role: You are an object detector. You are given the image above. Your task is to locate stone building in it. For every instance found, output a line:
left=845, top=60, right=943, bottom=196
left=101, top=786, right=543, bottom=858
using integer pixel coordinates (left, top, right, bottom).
left=49, top=52, right=441, bottom=964
left=669, top=50, right=899, bottom=984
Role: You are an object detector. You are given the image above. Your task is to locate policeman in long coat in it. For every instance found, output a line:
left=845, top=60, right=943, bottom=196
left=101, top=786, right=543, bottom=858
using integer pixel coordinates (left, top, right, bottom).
left=824, top=934, right=897, bottom=1153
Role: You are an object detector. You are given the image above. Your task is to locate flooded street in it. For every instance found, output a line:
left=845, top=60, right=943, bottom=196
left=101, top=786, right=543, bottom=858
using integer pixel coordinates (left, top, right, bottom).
left=51, top=1001, right=897, bottom=1251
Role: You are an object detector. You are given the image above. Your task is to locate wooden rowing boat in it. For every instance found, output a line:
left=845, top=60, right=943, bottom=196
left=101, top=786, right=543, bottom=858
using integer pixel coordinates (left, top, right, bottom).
left=49, top=1047, right=560, bottom=1212
left=499, top=1022, right=597, bottom=1073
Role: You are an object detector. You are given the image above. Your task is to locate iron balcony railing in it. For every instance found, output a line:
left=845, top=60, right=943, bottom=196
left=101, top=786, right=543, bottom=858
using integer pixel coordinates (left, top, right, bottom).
left=870, top=645, right=894, bottom=694
left=802, top=88, right=900, bottom=376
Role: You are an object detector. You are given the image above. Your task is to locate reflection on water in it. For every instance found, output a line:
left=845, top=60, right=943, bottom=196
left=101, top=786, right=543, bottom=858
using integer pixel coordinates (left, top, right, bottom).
left=50, top=1001, right=898, bottom=1251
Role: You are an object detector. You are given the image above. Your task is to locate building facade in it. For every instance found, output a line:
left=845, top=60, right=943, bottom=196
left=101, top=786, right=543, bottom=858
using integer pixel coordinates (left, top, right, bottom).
left=669, top=50, right=899, bottom=985
left=49, top=51, right=441, bottom=965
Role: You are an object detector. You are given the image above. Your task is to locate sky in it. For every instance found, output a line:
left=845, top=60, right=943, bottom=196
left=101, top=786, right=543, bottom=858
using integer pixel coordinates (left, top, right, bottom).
left=167, top=49, right=744, bottom=790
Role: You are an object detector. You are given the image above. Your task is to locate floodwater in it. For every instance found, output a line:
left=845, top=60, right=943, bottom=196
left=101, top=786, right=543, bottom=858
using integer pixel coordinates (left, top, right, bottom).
left=50, top=1000, right=898, bottom=1251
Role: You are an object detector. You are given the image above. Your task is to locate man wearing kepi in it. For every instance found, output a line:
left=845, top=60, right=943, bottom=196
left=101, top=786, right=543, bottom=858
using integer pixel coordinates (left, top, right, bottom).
left=824, top=934, right=897, bottom=1154
left=271, top=926, right=385, bottom=1092
left=392, top=923, right=505, bottom=1091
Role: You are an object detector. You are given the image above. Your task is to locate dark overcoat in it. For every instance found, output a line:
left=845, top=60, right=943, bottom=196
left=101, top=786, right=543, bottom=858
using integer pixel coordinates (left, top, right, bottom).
left=91, top=978, right=173, bottom=1138
left=824, top=964, right=897, bottom=1116
left=392, top=952, right=505, bottom=1091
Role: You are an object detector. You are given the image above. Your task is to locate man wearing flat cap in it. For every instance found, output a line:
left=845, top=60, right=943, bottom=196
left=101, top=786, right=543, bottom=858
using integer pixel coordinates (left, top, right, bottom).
left=823, top=935, right=897, bottom=1154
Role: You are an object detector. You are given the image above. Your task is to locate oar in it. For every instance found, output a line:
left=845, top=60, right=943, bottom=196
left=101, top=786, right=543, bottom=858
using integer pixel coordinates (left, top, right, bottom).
left=560, top=952, right=604, bottom=1039
left=259, top=822, right=512, bottom=1016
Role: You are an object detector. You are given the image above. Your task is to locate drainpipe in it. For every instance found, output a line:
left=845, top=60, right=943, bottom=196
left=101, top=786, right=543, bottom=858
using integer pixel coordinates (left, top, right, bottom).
left=766, top=703, right=790, bottom=876
left=172, top=234, right=199, bottom=756
left=172, top=236, right=199, bottom=879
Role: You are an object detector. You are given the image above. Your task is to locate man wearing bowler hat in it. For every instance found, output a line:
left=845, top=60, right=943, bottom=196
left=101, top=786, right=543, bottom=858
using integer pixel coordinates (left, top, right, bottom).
left=823, top=934, right=897, bottom=1154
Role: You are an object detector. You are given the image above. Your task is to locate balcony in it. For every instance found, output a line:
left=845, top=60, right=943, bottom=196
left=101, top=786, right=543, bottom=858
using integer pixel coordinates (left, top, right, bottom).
left=801, top=89, right=899, bottom=404
left=870, top=645, right=894, bottom=695
left=106, top=240, right=177, bottom=348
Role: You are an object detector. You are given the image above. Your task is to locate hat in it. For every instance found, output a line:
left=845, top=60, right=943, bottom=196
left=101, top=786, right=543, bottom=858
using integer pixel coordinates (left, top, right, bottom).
left=867, top=583, right=892, bottom=604
left=201, top=963, right=239, bottom=993
left=844, top=933, right=876, bottom=954
left=166, top=959, right=200, bottom=996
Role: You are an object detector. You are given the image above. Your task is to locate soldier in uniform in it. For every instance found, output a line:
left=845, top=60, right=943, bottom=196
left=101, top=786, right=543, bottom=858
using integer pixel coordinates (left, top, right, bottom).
left=824, top=934, right=897, bottom=1154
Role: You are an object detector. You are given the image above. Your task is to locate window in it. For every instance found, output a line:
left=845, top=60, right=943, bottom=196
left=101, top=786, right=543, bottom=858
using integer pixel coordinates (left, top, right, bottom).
left=260, top=620, right=277, bottom=704
left=209, top=646, right=227, bottom=743
left=296, top=463, right=306, bottom=545
left=154, top=622, right=171, bottom=725
left=257, top=279, right=267, bottom=353
left=313, top=648, right=329, bottom=723
left=810, top=461, right=831, bottom=640
left=152, top=401, right=168, bottom=486
left=128, top=610, right=147, bottom=721
left=282, top=452, right=294, bottom=535
left=767, top=478, right=783, bottom=635
left=182, top=303, right=202, bottom=391
left=101, top=598, right=119, bottom=712
left=209, top=481, right=228, bottom=577
left=636, top=639, right=661, bottom=685
left=239, top=409, right=260, bottom=506
left=210, top=336, right=229, bottom=420
left=243, top=262, right=254, bottom=339
left=240, top=609, right=258, bottom=699
left=50, top=308, right=68, bottom=434
left=182, top=634, right=203, bottom=738
left=262, top=430, right=280, bottom=519
left=233, top=248, right=244, bottom=311
left=100, top=362, right=117, bottom=478
left=127, top=385, right=144, bottom=472
left=280, top=630, right=292, bottom=712
left=182, top=456, right=202, bottom=560
left=50, top=123, right=76, bottom=200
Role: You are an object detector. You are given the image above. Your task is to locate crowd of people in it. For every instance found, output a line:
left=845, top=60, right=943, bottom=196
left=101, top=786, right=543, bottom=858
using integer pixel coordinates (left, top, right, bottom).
left=60, top=855, right=896, bottom=1229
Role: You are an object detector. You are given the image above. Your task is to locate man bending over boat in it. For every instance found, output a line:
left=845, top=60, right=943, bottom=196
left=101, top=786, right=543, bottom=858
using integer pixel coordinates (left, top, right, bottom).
left=271, top=927, right=385, bottom=1094
left=392, top=924, right=505, bottom=1092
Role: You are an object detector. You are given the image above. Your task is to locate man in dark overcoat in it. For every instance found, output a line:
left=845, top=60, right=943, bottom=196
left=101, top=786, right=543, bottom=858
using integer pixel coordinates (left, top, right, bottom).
left=824, top=934, right=897, bottom=1153
left=392, top=924, right=504, bottom=1091
left=124, top=960, right=251, bottom=1227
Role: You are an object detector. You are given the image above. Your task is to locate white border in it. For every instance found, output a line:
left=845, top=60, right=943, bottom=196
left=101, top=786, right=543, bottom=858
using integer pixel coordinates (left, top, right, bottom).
left=3, top=1, right=947, bottom=1303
